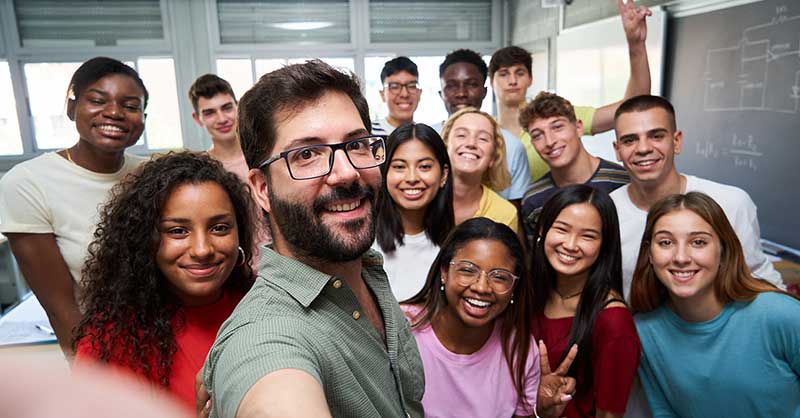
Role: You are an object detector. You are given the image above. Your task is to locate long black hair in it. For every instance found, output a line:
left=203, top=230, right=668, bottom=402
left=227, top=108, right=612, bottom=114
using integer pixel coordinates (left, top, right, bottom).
left=530, top=184, right=623, bottom=394
left=73, top=152, right=256, bottom=386
left=405, top=217, right=533, bottom=408
left=376, top=123, right=454, bottom=252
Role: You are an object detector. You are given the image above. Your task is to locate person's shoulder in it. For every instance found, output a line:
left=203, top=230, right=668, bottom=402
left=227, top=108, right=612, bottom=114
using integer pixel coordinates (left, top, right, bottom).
left=685, top=175, right=753, bottom=207
left=371, top=119, right=388, bottom=135
left=746, top=291, right=800, bottom=315
left=595, top=298, right=635, bottom=334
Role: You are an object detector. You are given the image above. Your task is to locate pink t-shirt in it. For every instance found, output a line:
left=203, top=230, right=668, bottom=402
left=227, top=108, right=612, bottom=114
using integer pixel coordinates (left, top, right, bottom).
left=402, top=305, right=540, bottom=418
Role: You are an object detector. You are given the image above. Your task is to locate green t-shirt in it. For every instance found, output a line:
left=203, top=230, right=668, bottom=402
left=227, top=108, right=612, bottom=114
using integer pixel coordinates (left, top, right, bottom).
left=204, top=247, right=425, bottom=418
left=522, top=106, right=596, bottom=182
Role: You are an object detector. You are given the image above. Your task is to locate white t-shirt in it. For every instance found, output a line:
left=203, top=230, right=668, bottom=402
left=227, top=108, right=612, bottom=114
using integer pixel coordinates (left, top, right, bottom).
left=611, top=174, right=783, bottom=300
left=372, top=231, right=439, bottom=302
left=0, top=152, right=146, bottom=286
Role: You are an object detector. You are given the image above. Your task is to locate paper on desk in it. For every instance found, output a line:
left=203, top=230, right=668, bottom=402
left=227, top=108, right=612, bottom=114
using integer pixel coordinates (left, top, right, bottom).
left=0, top=320, right=58, bottom=346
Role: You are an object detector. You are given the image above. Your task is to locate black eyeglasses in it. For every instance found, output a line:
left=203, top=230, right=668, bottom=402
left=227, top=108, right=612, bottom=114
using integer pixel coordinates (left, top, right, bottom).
left=258, top=135, right=387, bottom=180
left=384, top=81, right=420, bottom=94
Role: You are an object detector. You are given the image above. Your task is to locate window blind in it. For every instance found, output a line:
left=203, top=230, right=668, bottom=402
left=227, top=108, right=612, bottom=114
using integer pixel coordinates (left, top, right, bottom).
left=369, top=0, right=492, bottom=43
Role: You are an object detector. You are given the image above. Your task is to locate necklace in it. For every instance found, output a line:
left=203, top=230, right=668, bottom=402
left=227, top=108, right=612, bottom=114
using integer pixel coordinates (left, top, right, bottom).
left=65, top=147, right=75, bottom=164
left=555, top=287, right=583, bottom=300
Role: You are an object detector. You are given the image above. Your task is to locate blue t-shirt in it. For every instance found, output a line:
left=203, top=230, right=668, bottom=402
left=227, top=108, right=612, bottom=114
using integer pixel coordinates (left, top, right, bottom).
left=635, top=292, right=800, bottom=418
left=431, top=121, right=531, bottom=201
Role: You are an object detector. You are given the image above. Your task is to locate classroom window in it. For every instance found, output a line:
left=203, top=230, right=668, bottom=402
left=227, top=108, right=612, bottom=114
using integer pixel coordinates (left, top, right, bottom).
left=0, top=61, right=23, bottom=156
left=369, top=0, right=493, bottom=43
left=137, top=58, right=183, bottom=149
left=215, top=59, right=254, bottom=101
left=216, top=0, right=350, bottom=44
left=364, top=55, right=494, bottom=126
left=13, top=0, right=165, bottom=47
left=24, top=59, right=182, bottom=151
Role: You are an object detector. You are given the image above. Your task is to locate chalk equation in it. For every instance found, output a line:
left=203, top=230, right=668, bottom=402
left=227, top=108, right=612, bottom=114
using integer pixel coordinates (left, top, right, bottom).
left=704, top=5, right=800, bottom=114
left=694, top=133, right=763, bottom=171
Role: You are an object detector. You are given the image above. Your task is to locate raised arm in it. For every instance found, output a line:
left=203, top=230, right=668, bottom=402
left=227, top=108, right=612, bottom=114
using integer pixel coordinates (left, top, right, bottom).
left=237, top=369, right=333, bottom=418
left=7, top=233, right=82, bottom=357
left=591, top=0, right=652, bottom=134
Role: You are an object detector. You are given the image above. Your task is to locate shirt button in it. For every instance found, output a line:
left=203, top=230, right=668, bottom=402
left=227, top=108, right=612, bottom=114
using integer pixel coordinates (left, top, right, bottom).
left=352, top=310, right=361, bottom=320
left=332, top=279, right=342, bottom=289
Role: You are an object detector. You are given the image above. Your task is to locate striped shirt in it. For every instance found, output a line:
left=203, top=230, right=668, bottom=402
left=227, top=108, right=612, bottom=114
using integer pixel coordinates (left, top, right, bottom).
left=521, top=158, right=629, bottom=245
left=371, top=117, right=396, bottom=136
left=203, top=247, right=425, bottom=418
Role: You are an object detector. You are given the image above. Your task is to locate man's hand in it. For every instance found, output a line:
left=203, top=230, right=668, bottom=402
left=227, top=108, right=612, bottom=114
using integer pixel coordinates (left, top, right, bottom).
left=536, top=341, right=578, bottom=418
left=618, top=0, right=652, bottom=45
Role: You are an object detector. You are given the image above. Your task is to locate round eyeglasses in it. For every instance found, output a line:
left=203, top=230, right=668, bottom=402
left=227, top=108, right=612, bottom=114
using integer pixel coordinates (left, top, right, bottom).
left=448, top=260, right=519, bottom=294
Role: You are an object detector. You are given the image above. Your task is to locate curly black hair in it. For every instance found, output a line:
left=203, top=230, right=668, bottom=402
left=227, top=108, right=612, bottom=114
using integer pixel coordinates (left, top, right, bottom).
left=73, top=151, right=256, bottom=386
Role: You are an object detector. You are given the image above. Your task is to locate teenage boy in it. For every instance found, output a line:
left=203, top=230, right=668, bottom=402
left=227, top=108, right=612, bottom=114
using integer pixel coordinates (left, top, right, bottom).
left=518, top=92, right=629, bottom=243
left=202, top=60, right=423, bottom=418
left=188, top=74, right=248, bottom=181
left=490, top=0, right=653, bottom=182
left=433, top=49, right=530, bottom=205
left=611, top=95, right=783, bottom=298
left=372, top=56, right=421, bottom=135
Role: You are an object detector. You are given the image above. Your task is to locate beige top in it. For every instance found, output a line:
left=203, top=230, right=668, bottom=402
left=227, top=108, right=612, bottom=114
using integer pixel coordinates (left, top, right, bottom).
left=0, top=152, right=145, bottom=285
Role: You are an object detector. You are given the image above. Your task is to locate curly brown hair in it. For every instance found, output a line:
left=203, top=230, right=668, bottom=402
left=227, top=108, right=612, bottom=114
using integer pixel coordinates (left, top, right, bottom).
left=518, top=91, right=577, bottom=133
left=73, top=151, right=256, bottom=386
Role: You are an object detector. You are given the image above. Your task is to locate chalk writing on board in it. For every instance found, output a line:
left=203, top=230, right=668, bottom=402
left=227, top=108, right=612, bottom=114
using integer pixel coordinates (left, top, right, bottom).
left=694, top=133, right=762, bottom=171
left=703, top=6, right=800, bottom=114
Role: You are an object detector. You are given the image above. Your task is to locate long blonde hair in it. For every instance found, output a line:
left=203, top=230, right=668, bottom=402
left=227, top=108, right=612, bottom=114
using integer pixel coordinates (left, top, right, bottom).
left=630, top=192, right=797, bottom=313
left=441, top=107, right=511, bottom=192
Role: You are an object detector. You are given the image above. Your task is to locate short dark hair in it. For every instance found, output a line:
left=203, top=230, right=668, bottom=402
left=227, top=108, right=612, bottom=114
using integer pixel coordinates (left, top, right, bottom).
left=238, top=60, right=371, bottom=169
left=439, top=49, right=488, bottom=83
left=380, top=56, right=419, bottom=84
left=68, top=57, right=149, bottom=108
left=489, top=46, right=532, bottom=80
left=614, top=94, right=677, bottom=131
left=188, top=74, right=237, bottom=113
left=376, top=123, right=454, bottom=253
left=519, top=91, right=577, bottom=132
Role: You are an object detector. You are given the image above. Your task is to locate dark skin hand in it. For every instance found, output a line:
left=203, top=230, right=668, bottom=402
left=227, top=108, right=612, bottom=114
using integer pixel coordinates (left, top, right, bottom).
left=537, top=341, right=578, bottom=418
left=195, top=369, right=211, bottom=418
left=7, top=233, right=82, bottom=358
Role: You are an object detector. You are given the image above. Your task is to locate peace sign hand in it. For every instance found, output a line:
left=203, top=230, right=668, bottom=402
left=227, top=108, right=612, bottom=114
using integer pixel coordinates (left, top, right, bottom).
left=536, top=341, right=578, bottom=418
left=618, top=0, right=652, bottom=45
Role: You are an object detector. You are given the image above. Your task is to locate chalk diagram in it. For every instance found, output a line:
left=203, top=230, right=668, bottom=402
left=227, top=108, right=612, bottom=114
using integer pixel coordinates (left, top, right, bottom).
left=695, top=133, right=762, bottom=171
left=703, top=6, right=800, bottom=114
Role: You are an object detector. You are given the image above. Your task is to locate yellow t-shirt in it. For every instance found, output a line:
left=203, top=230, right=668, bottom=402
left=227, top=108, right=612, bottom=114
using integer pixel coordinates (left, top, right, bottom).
left=473, top=185, right=519, bottom=232
left=522, top=106, right=596, bottom=182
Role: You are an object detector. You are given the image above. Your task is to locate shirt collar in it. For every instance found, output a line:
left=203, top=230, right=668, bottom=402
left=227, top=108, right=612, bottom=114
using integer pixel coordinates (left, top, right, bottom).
left=258, top=246, right=387, bottom=308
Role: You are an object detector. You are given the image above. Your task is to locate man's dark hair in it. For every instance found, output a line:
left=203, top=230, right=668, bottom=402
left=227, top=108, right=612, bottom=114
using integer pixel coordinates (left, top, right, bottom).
left=488, top=46, right=532, bottom=80
left=238, top=60, right=371, bottom=169
left=188, top=74, right=237, bottom=113
left=439, top=49, right=488, bottom=82
left=614, top=94, right=677, bottom=131
left=380, top=56, right=418, bottom=84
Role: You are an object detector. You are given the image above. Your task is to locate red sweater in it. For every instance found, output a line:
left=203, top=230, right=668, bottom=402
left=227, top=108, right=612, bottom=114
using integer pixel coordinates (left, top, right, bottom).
left=76, top=290, right=243, bottom=411
left=532, top=307, right=641, bottom=418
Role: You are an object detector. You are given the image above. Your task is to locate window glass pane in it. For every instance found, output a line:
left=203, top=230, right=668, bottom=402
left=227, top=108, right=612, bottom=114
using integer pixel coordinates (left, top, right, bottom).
left=0, top=61, right=23, bottom=155
left=25, top=62, right=81, bottom=150
left=370, top=0, right=492, bottom=43
left=137, top=58, right=182, bottom=149
left=364, top=55, right=494, bottom=127
left=216, top=59, right=254, bottom=100
left=217, top=0, right=350, bottom=45
left=254, top=57, right=355, bottom=79
left=14, top=0, right=164, bottom=47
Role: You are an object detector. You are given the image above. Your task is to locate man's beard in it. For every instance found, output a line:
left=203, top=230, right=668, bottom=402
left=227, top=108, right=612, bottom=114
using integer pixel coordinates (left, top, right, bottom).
left=268, top=181, right=378, bottom=262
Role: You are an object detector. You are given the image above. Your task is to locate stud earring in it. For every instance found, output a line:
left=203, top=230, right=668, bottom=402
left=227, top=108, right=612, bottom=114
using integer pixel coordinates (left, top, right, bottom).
left=510, top=298, right=514, bottom=305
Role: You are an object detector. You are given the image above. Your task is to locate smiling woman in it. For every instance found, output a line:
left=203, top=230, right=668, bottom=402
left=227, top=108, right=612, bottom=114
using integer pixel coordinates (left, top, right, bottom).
left=0, top=57, right=149, bottom=356
left=72, top=152, right=256, bottom=412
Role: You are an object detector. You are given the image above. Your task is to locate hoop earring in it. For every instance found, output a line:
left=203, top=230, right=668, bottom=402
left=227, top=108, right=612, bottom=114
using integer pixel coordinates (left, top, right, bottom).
left=237, top=246, right=245, bottom=266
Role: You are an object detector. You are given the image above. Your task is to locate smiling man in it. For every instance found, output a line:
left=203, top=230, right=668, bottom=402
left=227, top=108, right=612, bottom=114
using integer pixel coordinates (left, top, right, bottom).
left=611, top=95, right=783, bottom=299
left=432, top=49, right=531, bottom=206
left=372, top=57, right=421, bottom=136
left=189, top=74, right=248, bottom=181
left=202, top=61, right=424, bottom=418
left=518, top=92, right=629, bottom=246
